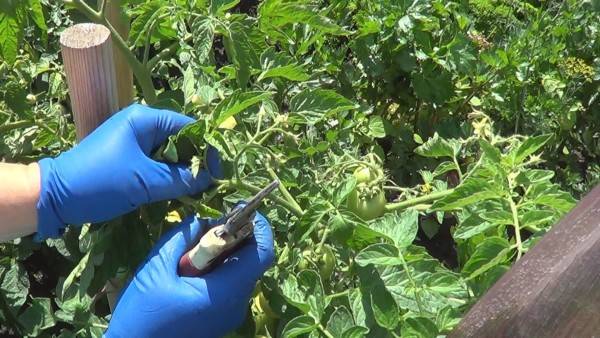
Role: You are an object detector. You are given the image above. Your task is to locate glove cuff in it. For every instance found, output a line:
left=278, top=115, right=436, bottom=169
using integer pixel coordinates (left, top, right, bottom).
left=35, top=158, right=66, bottom=241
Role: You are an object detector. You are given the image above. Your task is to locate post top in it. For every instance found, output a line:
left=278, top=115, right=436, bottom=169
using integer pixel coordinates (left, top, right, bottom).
left=60, top=23, right=111, bottom=49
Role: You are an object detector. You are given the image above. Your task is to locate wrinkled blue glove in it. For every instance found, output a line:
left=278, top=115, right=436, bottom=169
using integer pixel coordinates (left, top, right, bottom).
left=36, top=104, right=222, bottom=239
left=104, top=212, right=275, bottom=338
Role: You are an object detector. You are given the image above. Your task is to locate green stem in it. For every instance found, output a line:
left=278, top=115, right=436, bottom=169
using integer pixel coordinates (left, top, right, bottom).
left=0, top=120, right=35, bottom=134
left=398, top=250, right=424, bottom=314
left=266, top=167, right=303, bottom=213
left=384, top=189, right=453, bottom=212
left=216, top=179, right=304, bottom=218
left=318, top=324, right=335, bottom=338
left=67, top=0, right=157, bottom=104
left=509, top=198, right=523, bottom=260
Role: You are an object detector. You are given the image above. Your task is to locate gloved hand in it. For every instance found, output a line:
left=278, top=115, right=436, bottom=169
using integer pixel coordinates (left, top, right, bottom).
left=105, top=212, right=275, bottom=338
left=36, top=104, right=222, bottom=240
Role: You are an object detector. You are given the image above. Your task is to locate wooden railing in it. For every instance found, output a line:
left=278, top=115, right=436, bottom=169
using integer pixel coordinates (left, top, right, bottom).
left=450, top=185, right=600, bottom=338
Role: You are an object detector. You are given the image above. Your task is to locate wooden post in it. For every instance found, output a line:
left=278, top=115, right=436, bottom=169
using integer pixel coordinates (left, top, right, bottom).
left=450, top=185, right=600, bottom=338
left=60, top=22, right=124, bottom=312
left=60, top=23, right=119, bottom=140
left=105, top=0, right=134, bottom=108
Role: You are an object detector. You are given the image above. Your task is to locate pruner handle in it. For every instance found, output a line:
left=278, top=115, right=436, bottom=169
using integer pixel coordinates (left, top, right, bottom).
left=178, top=220, right=254, bottom=277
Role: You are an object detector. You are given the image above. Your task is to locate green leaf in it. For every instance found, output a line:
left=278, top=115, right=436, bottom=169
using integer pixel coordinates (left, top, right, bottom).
left=280, top=274, right=311, bottom=314
left=0, top=1, right=24, bottom=64
left=0, top=263, right=29, bottom=313
left=370, top=209, right=418, bottom=248
left=402, top=317, right=439, bottom=338
left=432, top=161, right=457, bottom=178
left=432, top=178, right=501, bottom=211
left=129, top=0, right=175, bottom=47
left=18, top=297, right=55, bottom=337
left=533, top=191, right=576, bottom=213
left=258, top=49, right=309, bottom=82
left=480, top=210, right=513, bottom=225
left=61, top=251, right=91, bottom=299
left=281, top=315, right=318, bottom=338
left=326, top=306, right=354, bottom=337
left=511, top=134, right=552, bottom=165
left=290, top=89, right=356, bottom=123
left=191, top=16, right=215, bottom=64
left=212, top=90, right=271, bottom=125
left=297, top=200, right=332, bottom=241
left=370, top=284, right=399, bottom=330
left=415, top=133, right=461, bottom=159
left=516, top=169, right=555, bottom=186
left=367, top=116, right=385, bottom=138
left=453, top=214, right=496, bottom=240
left=479, top=139, right=502, bottom=164
left=223, top=21, right=265, bottom=87
left=355, top=244, right=402, bottom=267
left=520, top=210, right=556, bottom=229
left=412, top=61, right=454, bottom=104
left=28, top=0, right=47, bottom=44
left=210, top=0, right=239, bottom=15
left=462, top=237, right=511, bottom=279
left=259, top=0, right=346, bottom=35
left=298, top=270, right=328, bottom=320
left=341, top=326, right=370, bottom=338
left=349, top=288, right=368, bottom=328
left=332, top=176, right=357, bottom=207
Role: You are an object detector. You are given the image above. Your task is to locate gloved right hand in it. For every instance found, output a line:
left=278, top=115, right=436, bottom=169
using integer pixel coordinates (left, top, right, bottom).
left=105, top=212, right=275, bottom=338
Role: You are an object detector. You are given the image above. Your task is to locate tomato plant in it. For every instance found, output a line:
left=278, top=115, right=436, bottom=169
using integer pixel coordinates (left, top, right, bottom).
left=0, top=0, right=598, bottom=337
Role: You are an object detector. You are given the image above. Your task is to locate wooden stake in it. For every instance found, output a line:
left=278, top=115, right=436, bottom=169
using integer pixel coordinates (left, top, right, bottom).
left=106, top=0, right=134, bottom=108
left=60, top=23, right=119, bottom=140
left=450, top=184, right=600, bottom=338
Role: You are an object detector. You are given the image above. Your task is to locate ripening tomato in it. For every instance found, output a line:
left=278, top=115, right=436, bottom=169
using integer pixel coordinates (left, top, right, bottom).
left=347, top=165, right=386, bottom=220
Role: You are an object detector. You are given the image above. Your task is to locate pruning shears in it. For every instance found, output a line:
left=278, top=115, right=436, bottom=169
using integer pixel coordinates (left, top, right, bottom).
left=178, top=180, right=280, bottom=277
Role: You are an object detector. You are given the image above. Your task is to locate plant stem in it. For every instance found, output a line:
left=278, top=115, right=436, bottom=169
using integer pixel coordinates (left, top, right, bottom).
left=0, top=120, right=35, bottom=134
left=398, top=250, right=424, bottom=314
left=266, top=167, right=303, bottom=213
left=216, top=179, right=304, bottom=218
left=384, top=189, right=453, bottom=212
left=318, top=324, right=335, bottom=338
left=509, top=198, right=523, bottom=260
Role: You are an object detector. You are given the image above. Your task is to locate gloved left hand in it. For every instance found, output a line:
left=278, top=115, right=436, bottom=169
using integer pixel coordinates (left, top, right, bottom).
left=36, top=104, right=222, bottom=239
left=105, top=212, right=275, bottom=338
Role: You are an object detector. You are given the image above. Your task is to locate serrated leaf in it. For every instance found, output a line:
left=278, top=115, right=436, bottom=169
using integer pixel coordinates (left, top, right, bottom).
left=432, top=161, right=457, bottom=178
left=281, top=315, right=318, bottom=338
left=462, top=237, right=511, bottom=279
left=402, top=317, right=439, bottom=338
left=0, top=263, right=29, bottom=313
left=415, top=133, right=461, bottom=159
left=0, top=1, right=23, bottom=64
left=290, top=89, right=356, bottom=123
left=332, top=176, right=357, bottom=207
left=370, top=284, right=399, bottom=330
left=280, top=274, right=311, bottom=314
left=432, top=178, right=501, bottom=211
left=480, top=210, right=513, bottom=225
left=370, top=209, right=418, bottom=248
left=533, top=191, right=576, bottom=213
left=28, top=0, right=47, bottom=44
left=520, top=210, right=556, bottom=229
left=210, top=0, right=239, bottom=15
left=61, top=251, right=91, bottom=299
left=223, top=21, right=265, bottom=87
left=355, top=244, right=402, bottom=267
left=212, top=90, right=271, bottom=125
left=18, top=297, right=55, bottom=336
left=516, top=169, right=555, bottom=186
left=511, top=134, right=552, bottom=165
left=297, top=200, right=332, bottom=241
left=298, top=270, right=328, bottom=320
left=341, top=326, right=370, bottom=338
left=326, top=306, right=354, bottom=336
left=366, top=116, right=385, bottom=138
left=453, top=214, right=496, bottom=240
left=479, top=139, right=502, bottom=163
left=191, top=16, right=214, bottom=64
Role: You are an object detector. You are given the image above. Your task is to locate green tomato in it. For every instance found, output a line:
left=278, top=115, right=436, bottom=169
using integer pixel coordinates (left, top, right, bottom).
left=297, top=249, right=313, bottom=270
left=317, top=246, right=336, bottom=280
left=347, top=188, right=386, bottom=220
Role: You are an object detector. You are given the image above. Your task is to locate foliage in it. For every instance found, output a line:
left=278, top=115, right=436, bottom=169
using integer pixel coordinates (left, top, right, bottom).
left=0, top=0, right=598, bottom=337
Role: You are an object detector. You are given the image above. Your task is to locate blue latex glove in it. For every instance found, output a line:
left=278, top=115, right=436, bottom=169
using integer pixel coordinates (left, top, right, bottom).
left=36, top=104, right=222, bottom=239
left=104, top=212, right=275, bottom=338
